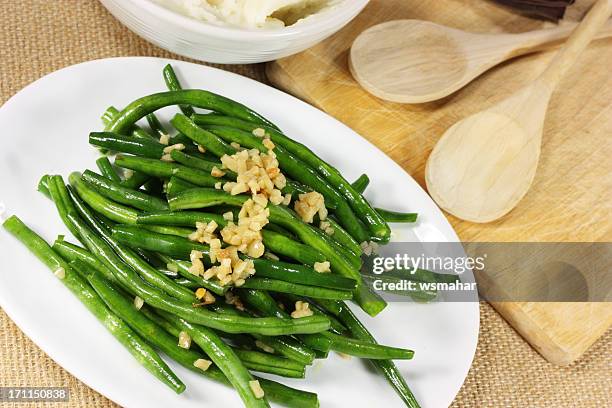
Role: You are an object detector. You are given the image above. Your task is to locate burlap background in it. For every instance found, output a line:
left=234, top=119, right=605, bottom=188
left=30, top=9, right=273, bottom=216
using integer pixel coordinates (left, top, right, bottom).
left=0, top=1, right=609, bottom=407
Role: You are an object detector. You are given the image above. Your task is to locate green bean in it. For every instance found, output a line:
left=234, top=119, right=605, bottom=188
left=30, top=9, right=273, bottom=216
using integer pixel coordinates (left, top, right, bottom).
left=275, top=293, right=347, bottom=335
left=210, top=303, right=316, bottom=366
left=166, top=176, right=198, bottom=196
left=154, top=253, right=228, bottom=296
left=168, top=188, right=387, bottom=317
left=143, top=177, right=165, bottom=197
left=263, top=223, right=296, bottom=240
left=52, top=238, right=118, bottom=284
left=81, top=170, right=169, bottom=212
left=68, top=181, right=330, bottom=335
left=351, top=174, right=370, bottom=194
left=234, top=349, right=305, bottom=376
left=146, top=113, right=168, bottom=138
left=121, top=170, right=150, bottom=189
left=193, top=114, right=390, bottom=241
left=251, top=259, right=357, bottom=291
left=238, top=289, right=332, bottom=353
left=112, top=223, right=208, bottom=260
left=375, top=208, right=418, bottom=223
left=171, top=114, right=235, bottom=157
left=140, top=308, right=318, bottom=408
left=96, top=156, right=121, bottom=182
left=55, top=176, right=197, bottom=303
left=140, top=225, right=193, bottom=238
left=170, top=150, right=235, bottom=178
left=204, top=124, right=369, bottom=243
left=260, top=230, right=325, bottom=266
left=241, top=278, right=353, bottom=301
left=115, top=155, right=218, bottom=187
left=89, top=132, right=165, bottom=159
left=162, top=64, right=195, bottom=117
left=106, top=90, right=275, bottom=136
left=324, top=217, right=362, bottom=257
left=322, top=331, right=413, bottom=360
left=160, top=312, right=271, bottom=408
left=70, top=172, right=138, bottom=224
left=137, top=211, right=226, bottom=228
left=2, top=216, right=185, bottom=394
left=361, top=273, right=437, bottom=302
left=102, top=106, right=157, bottom=141
left=325, top=301, right=420, bottom=408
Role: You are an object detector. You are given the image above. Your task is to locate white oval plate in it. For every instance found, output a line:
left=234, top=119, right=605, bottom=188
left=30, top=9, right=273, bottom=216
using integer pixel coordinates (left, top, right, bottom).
left=0, top=58, right=478, bottom=408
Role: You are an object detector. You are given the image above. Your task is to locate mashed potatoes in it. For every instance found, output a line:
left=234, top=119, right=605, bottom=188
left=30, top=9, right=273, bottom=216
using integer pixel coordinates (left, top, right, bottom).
left=154, top=0, right=342, bottom=29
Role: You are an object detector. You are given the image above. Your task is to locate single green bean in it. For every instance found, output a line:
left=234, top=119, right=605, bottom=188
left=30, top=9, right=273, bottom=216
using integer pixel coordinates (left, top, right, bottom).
left=166, top=176, right=198, bottom=196
left=251, top=259, right=357, bottom=291
left=89, top=132, right=165, bottom=159
left=171, top=114, right=235, bottom=157
left=351, top=174, right=370, bottom=194
left=260, top=230, right=325, bottom=266
left=102, top=106, right=157, bottom=141
left=106, top=90, right=275, bottom=136
left=96, top=156, right=121, bottom=182
left=2, top=216, right=185, bottom=394
left=81, top=170, right=169, bottom=212
left=375, top=208, right=418, bottom=223
left=162, top=64, right=195, bottom=117
left=241, top=278, right=353, bottom=301
left=141, top=225, right=193, bottom=238
left=324, top=217, right=362, bottom=257
left=115, top=155, right=218, bottom=187
left=121, top=170, right=150, bottom=190
left=146, top=113, right=168, bottom=138
left=322, top=331, right=414, bottom=360
left=137, top=211, right=226, bottom=228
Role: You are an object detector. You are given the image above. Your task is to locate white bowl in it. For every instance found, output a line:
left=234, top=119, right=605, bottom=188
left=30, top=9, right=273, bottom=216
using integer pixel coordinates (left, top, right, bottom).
left=99, top=0, right=369, bottom=63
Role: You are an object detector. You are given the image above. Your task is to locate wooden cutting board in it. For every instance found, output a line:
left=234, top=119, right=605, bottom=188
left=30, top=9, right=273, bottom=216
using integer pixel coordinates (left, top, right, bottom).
left=267, top=0, right=612, bottom=365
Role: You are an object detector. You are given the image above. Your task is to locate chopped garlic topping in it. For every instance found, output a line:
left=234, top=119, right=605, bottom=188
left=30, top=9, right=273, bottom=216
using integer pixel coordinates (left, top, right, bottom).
left=211, top=166, right=226, bottom=178
left=225, top=291, right=245, bottom=311
left=189, top=221, right=218, bottom=244
left=291, top=301, right=313, bottom=318
left=249, top=380, right=265, bottom=399
left=163, top=143, right=185, bottom=154
left=195, top=288, right=216, bottom=305
left=54, top=267, right=66, bottom=280
left=133, top=296, right=144, bottom=310
left=252, top=128, right=266, bottom=137
left=193, top=358, right=212, bottom=371
left=178, top=331, right=191, bottom=349
left=255, top=340, right=275, bottom=354
left=159, top=134, right=170, bottom=145
left=220, top=146, right=286, bottom=205
left=197, top=144, right=206, bottom=153
left=314, top=261, right=331, bottom=273
left=294, top=191, right=327, bottom=223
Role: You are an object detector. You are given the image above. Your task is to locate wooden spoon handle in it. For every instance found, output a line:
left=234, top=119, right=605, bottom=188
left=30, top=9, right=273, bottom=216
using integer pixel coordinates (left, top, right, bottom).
left=538, top=0, right=612, bottom=89
left=503, top=19, right=612, bottom=58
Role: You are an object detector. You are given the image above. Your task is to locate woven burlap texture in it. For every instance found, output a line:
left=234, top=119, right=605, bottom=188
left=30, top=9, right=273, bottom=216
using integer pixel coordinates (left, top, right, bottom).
left=0, top=1, right=610, bottom=407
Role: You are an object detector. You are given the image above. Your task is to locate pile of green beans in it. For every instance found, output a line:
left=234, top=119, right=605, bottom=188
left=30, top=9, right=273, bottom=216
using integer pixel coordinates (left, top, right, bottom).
left=2, top=64, right=428, bottom=408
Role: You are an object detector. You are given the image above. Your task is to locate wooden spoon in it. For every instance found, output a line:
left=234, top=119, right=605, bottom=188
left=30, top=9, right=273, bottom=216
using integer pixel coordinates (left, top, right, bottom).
left=349, top=18, right=612, bottom=103
left=425, top=0, right=612, bottom=223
